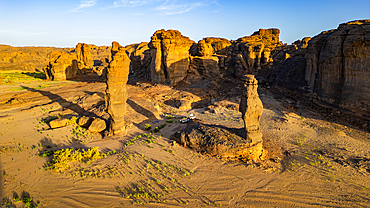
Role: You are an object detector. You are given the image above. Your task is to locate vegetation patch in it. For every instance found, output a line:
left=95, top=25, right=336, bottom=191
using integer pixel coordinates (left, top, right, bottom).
left=0, top=72, right=46, bottom=84
left=46, top=147, right=109, bottom=172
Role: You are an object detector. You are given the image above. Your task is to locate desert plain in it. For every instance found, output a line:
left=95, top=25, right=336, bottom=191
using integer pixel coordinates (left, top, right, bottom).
left=0, top=20, right=370, bottom=208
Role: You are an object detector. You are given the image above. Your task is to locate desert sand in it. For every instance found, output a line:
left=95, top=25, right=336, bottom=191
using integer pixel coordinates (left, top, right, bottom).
left=0, top=72, right=369, bottom=208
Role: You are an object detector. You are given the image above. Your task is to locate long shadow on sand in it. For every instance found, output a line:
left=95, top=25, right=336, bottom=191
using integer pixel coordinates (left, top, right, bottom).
left=127, top=99, right=156, bottom=120
left=21, top=85, right=99, bottom=118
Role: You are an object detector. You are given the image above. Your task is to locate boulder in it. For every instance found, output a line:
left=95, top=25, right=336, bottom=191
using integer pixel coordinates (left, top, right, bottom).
left=88, top=118, right=106, bottom=133
left=78, top=116, right=93, bottom=128
left=105, top=42, right=130, bottom=134
left=149, top=29, right=195, bottom=86
left=49, top=118, right=70, bottom=129
left=171, top=121, right=265, bottom=161
left=178, top=100, right=192, bottom=110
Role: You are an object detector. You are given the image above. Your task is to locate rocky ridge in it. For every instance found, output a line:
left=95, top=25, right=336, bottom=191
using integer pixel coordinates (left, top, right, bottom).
left=2, top=20, right=369, bottom=125
left=0, top=45, right=71, bottom=72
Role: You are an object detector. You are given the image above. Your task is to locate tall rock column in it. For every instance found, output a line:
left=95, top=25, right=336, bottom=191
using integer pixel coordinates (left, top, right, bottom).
left=105, top=42, right=130, bottom=134
left=149, top=39, right=166, bottom=83
left=239, top=75, right=263, bottom=143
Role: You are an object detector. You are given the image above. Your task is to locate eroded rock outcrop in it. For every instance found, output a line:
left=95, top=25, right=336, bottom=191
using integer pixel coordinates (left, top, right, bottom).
left=0, top=45, right=70, bottom=72
left=105, top=42, right=130, bottom=134
left=189, top=56, right=219, bottom=78
left=124, top=42, right=152, bottom=79
left=196, top=38, right=231, bottom=56
left=171, top=74, right=265, bottom=161
left=233, top=29, right=282, bottom=77
left=197, top=39, right=213, bottom=57
left=44, top=51, right=79, bottom=80
left=149, top=29, right=195, bottom=86
left=76, top=43, right=94, bottom=68
left=171, top=121, right=264, bottom=161
left=305, top=20, right=370, bottom=118
left=239, top=75, right=263, bottom=143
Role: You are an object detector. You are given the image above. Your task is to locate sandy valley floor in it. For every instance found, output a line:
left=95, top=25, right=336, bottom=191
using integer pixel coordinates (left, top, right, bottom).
left=0, top=77, right=369, bottom=208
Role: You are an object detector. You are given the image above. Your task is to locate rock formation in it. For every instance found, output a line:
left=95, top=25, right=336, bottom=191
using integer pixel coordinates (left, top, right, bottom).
left=124, top=42, right=152, bottom=78
left=233, top=29, right=282, bottom=77
left=187, top=38, right=232, bottom=80
left=42, top=43, right=111, bottom=80
left=189, top=56, right=219, bottom=78
left=149, top=29, right=195, bottom=86
left=197, top=39, right=214, bottom=57
left=0, top=45, right=71, bottom=72
left=239, top=75, right=263, bottom=143
left=44, top=51, right=79, bottom=80
left=105, top=42, right=130, bottom=134
left=76, top=43, right=94, bottom=68
left=171, top=121, right=265, bottom=161
left=171, top=74, right=265, bottom=161
left=304, top=20, right=370, bottom=118
left=196, top=37, right=231, bottom=56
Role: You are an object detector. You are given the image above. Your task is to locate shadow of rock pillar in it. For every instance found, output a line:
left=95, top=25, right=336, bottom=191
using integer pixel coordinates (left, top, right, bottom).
left=105, top=42, right=130, bottom=134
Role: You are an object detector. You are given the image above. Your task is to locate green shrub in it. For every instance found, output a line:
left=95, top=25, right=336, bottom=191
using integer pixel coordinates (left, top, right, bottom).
left=50, top=147, right=106, bottom=172
left=145, top=124, right=151, bottom=130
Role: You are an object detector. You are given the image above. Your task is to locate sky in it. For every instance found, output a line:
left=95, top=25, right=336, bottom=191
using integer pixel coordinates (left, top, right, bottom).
left=0, top=0, right=369, bottom=47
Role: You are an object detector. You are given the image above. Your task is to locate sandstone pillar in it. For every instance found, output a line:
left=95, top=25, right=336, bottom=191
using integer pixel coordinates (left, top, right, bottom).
left=239, top=75, right=263, bottom=143
left=105, top=42, right=130, bottom=134
left=149, top=39, right=165, bottom=83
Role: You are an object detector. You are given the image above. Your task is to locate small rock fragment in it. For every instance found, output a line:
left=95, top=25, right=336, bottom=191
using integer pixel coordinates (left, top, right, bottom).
left=78, top=116, right=93, bottom=128
left=49, top=118, right=70, bottom=129
left=88, top=118, right=106, bottom=133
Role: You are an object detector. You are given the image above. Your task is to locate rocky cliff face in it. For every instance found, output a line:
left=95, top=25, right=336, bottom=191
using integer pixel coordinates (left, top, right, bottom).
left=124, top=42, right=151, bottom=79
left=304, top=20, right=370, bottom=118
left=149, top=29, right=195, bottom=86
